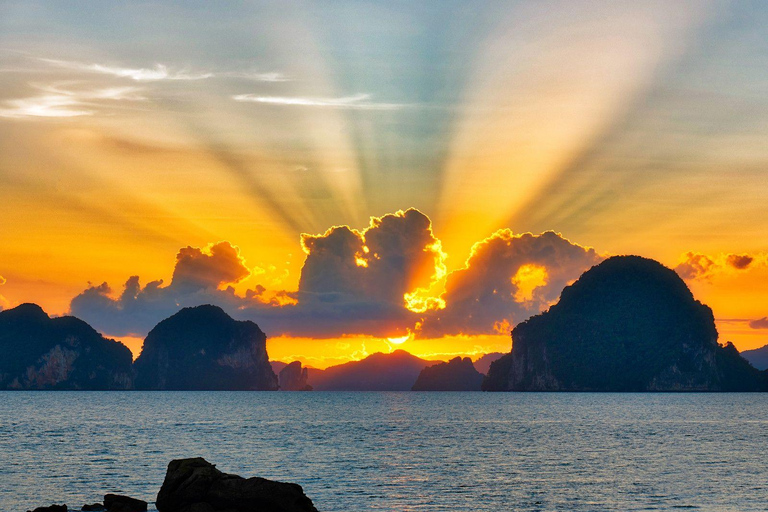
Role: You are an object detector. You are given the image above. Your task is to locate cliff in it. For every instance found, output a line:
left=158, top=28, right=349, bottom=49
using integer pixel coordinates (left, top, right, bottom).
left=412, top=357, right=484, bottom=391
left=134, top=305, right=277, bottom=390
left=483, top=256, right=766, bottom=392
left=0, top=303, right=133, bottom=389
left=278, top=361, right=313, bottom=391
left=310, top=350, right=436, bottom=391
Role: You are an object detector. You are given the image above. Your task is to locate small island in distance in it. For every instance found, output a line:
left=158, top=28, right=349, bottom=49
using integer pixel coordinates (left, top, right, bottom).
left=0, top=255, right=764, bottom=392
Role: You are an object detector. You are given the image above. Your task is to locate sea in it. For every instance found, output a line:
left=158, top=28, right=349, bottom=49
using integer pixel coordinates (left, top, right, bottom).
left=1, top=392, right=766, bottom=512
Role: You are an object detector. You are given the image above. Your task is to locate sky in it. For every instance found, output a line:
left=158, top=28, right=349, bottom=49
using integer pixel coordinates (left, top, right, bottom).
left=1, top=0, right=767, bottom=368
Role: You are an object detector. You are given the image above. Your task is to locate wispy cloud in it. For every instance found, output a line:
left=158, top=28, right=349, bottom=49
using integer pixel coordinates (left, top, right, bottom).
left=232, top=92, right=404, bottom=110
left=0, top=82, right=145, bottom=119
left=40, top=58, right=287, bottom=82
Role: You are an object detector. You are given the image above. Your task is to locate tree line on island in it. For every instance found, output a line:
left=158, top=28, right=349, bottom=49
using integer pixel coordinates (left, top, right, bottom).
left=2, top=256, right=767, bottom=392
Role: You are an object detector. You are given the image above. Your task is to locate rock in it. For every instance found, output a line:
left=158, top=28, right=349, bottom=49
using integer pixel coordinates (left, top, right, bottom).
left=0, top=303, right=133, bottom=390
left=133, top=305, right=278, bottom=390
left=27, top=506, right=67, bottom=512
left=310, top=349, right=438, bottom=391
left=103, top=495, right=147, bottom=512
left=483, top=256, right=767, bottom=392
left=412, top=357, right=484, bottom=391
left=156, top=457, right=318, bottom=512
left=278, top=361, right=312, bottom=391
left=81, top=505, right=105, bottom=511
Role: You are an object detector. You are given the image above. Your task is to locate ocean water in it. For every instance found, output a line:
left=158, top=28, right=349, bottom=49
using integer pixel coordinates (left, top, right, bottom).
left=0, top=392, right=767, bottom=512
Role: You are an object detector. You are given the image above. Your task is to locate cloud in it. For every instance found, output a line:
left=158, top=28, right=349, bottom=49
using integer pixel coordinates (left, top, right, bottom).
left=675, top=251, right=760, bottom=281
left=232, top=93, right=404, bottom=110
left=68, top=213, right=609, bottom=341
left=41, top=59, right=212, bottom=81
left=416, top=231, right=604, bottom=337
left=70, top=242, right=252, bottom=336
left=0, top=275, right=5, bottom=285
left=749, top=317, right=768, bottom=329
left=726, top=253, right=754, bottom=270
left=40, top=58, right=288, bottom=83
left=0, top=82, right=145, bottom=119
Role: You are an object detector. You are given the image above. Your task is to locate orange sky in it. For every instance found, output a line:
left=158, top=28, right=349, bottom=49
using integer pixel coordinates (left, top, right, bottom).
left=1, top=1, right=768, bottom=364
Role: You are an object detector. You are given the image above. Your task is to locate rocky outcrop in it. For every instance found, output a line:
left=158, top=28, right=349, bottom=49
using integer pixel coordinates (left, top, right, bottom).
left=483, top=256, right=767, bottom=392
left=133, top=305, right=277, bottom=390
left=310, top=350, right=437, bottom=391
left=27, top=506, right=67, bottom=512
left=412, top=357, right=484, bottom=391
left=0, top=304, right=133, bottom=390
left=278, top=361, right=312, bottom=391
left=740, top=344, right=768, bottom=370
left=156, top=458, right=317, bottom=512
left=103, top=494, right=147, bottom=512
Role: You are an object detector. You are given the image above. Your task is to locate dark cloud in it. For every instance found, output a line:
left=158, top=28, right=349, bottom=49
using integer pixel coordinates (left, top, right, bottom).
left=675, top=251, right=758, bottom=280
left=749, top=317, right=768, bottom=329
left=68, top=214, right=610, bottom=341
left=70, top=242, right=252, bottom=336
left=674, top=252, right=717, bottom=281
left=417, top=231, right=603, bottom=337
left=726, top=253, right=754, bottom=270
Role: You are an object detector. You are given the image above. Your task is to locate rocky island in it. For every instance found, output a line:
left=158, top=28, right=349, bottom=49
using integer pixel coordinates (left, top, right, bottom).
left=484, top=256, right=767, bottom=392
left=134, top=305, right=277, bottom=390
left=412, top=356, right=484, bottom=391
left=0, top=303, right=133, bottom=390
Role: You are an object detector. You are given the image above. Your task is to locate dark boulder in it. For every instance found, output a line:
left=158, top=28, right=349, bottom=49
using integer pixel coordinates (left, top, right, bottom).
left=28, top=506, right=67, bottom=512
left=133, top=305, right=277, bottom=390
left=156, top=458, right=317, bottom=512
left=412, top=357, right=484, bottom=391
left=0, top=303, right=133, bottom=390
left=484, top=256, right=767, bottom=392
left=278, top=361, right=312, bottom=391
left=103, top=494, right=147, bottom=512
left=81, top=505, right=105, bottom=511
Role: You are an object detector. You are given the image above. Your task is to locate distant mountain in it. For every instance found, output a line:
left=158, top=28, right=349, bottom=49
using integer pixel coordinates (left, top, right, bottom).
left=0, top=303, right=133, bottom=389
left=484, top=256, right=766, bottom=392
left=412, top=357, right=484, bottom=391
left=310, top=350, right=437, bottom=391
left=473, top=352, right=505, bottom=375
left=270, top=361, right=288, bottom=375
left=134, top=305, right=277, bottom=390
left=741, top=344, right=768, bottom=371
left=278, top=361, right=313, bottom=391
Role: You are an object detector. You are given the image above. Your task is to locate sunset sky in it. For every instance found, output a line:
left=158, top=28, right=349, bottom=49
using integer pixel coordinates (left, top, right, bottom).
left=1, top=1, right=767, bottom=368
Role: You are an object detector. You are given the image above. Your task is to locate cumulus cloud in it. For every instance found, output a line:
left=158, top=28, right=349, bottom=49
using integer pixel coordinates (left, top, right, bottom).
left=232, top=93, right=404, bottom=110
left=749, top=317, right=768, bottom=329
left=416, top=231, right=604, bottom=337
left=70, top=242, right=252, bottom=336
left=68, top=213, right=609, bottom=341
left=675, top=251, right=760, bottom=281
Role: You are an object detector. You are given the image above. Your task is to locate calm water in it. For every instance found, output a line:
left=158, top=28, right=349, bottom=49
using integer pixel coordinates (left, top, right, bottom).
left=0, top=392, right=767, bottom=511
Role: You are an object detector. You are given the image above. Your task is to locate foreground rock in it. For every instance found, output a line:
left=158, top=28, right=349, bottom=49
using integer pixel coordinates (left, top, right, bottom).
left=278, top=361, right=313, bottom=391
left=484, top=256, right=767, bottom=392
left=103, top=494, right=147, bottom=512
left=28, top=506, right=67, bottom=512
left=0, top=304, right=133, bottom=390
left=134, top=305, right=278, bottom=390
left=156, top=458, right=317, bottom=512
left=412, top=357, right=484, bottom=391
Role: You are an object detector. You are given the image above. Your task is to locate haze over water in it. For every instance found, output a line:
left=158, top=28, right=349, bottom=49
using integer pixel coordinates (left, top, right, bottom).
left=1, top=392, right=766, bottom=512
